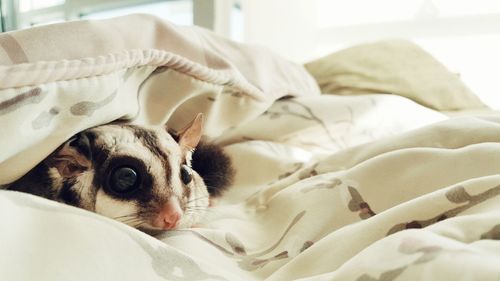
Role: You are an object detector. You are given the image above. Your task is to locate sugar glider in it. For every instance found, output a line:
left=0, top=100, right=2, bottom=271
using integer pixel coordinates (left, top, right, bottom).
left=2, top=114, right=234, bottom=233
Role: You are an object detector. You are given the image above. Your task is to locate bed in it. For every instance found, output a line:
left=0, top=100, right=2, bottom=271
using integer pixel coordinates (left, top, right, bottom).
left=1, top=14, right=500, bottom=281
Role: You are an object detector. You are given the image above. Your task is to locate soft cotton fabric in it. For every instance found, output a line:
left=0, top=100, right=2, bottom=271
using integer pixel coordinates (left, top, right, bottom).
left=1, top=14, right=500, bottom=281
left=304, top=40, right=487, bottom=111
left=0, top=14, right=319, bottom=184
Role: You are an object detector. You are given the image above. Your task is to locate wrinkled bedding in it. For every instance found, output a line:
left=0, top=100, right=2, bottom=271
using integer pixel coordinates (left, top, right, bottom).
left=2, top=14, right=500, bottom=281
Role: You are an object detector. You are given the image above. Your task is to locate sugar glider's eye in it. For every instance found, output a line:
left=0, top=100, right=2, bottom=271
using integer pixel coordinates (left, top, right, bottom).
left=108, top=166, right=141, bottom=194
left=180, top=165, right=192, bottom=185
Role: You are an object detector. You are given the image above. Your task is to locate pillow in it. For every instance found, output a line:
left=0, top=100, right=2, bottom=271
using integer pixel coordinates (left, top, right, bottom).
left=304, top=40, right=487, bottom=111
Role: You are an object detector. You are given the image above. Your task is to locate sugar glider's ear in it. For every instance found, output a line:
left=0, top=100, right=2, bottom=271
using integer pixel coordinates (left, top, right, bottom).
left=174, top=113, right=204, bottom=153
left=45, top=133, right=92, bottom=178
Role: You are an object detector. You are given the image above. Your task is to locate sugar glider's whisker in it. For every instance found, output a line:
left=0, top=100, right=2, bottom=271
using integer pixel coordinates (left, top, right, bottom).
left=132, top=222, right=145, bottom=228
left=120, top=217, right=143, bottom=224
left=113, top=213, right=140, bottom=219
left=185, top=207, right=210, bottom=213
left=185, top=206, right=208, bottom=210
left=186, top=195, right=210, bottom=203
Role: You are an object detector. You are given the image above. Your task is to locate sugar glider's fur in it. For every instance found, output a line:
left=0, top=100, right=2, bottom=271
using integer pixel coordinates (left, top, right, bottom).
left=3, top=114, right=234, bottom=232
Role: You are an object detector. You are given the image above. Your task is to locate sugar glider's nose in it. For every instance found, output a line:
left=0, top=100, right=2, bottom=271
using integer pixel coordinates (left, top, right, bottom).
left=153, top=198, right=183, bottom=230
left=69, top=132, right=92, bottom=161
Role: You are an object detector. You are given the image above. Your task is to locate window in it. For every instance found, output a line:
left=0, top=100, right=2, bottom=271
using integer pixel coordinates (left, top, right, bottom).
left=2, top=0, right=194, bottom=30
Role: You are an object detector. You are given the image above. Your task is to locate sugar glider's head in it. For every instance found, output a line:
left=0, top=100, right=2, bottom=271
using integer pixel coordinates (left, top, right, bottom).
left=45, top=114, right=210, bottom=232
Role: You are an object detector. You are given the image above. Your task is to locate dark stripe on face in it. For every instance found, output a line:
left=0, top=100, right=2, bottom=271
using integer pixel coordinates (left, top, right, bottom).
left=183, top=176, right=192, bottom=200
left=124, top=125, right=172, bottom=187
left=80, top=130, right=112, bottom=205
left=59, top=179, right=81, bottom=207
left=84, top=131, right=109, bottom=166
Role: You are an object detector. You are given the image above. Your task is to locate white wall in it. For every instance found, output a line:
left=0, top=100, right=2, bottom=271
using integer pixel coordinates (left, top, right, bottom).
left=241, top=0, right=317, bottom=62
left=239, top=0, right=500, bottom=109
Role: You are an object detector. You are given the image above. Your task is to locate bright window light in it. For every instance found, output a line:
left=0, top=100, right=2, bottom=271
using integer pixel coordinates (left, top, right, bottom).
left=81, top=1, right=193, bottom=26
left=19, top=0, right=65, bottom=12
left=433, top=0, right=500, bottom=17
left=316, top=0, right=422, bottom=28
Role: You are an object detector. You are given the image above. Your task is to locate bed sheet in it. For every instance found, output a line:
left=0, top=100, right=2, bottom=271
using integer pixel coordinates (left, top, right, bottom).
left=2, top=99, right=500, bottom=281
left=2, top=14, right=500, bottom=281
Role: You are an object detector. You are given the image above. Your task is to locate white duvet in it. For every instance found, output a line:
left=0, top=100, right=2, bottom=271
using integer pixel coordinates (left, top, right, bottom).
left=1, top=14, right=500, bottom=281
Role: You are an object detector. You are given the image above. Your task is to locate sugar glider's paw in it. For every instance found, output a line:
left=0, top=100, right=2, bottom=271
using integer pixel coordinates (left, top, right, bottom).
left=192, top=140, right=234, bottom=197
